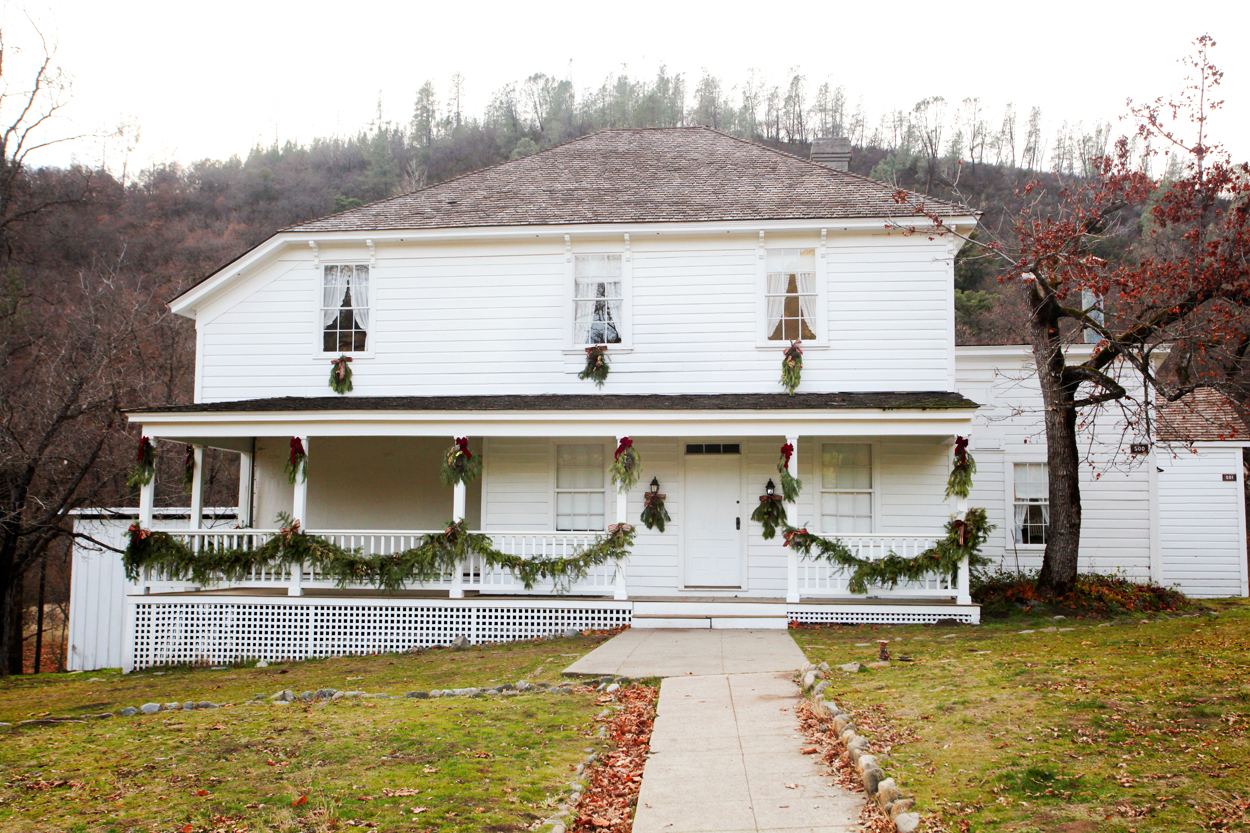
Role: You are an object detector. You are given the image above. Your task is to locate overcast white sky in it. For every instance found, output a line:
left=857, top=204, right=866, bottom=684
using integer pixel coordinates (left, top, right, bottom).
left=9, top=0, right=1250, bottom=172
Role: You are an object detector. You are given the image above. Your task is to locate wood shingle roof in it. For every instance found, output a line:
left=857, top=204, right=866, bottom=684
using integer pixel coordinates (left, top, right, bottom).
left=287, top=127, right=971, bottom=234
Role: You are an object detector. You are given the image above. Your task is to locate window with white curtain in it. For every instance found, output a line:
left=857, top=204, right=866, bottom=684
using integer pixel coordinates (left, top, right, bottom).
left=1013, top=462, right=1050, bottom=544
left=573, top=254, right=623, bottom=345
left=555, top=444, right=607, bottom=531
left=321, top=264, right=370, bottom=352
left=820, top=443, right=873, bottom=533
left=765, top=248, right=817, bottom=341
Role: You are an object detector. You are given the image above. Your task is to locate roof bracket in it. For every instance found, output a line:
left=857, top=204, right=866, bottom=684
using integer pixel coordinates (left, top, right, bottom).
left=565, top=234, right=572, bottom=262
left=623, top=233, right=631, bottom=262
left=308, top=241, right=320, bottom=268
left=820, top=228, right=827, bottom=259
left=758, top=230, right=765, bottom=259
left=365, top=238, right=376, bottom=266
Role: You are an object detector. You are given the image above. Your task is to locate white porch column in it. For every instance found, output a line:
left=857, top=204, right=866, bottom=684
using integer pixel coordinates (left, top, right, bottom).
left=238, top=447, right=254, bottom=528
left=449, top=437, right=467, bottom=599
left=188, top=446, right=206, bottom=530
left=289, top=435, right=309, bottom=597
left=137, top=444, right=156, bottom=595
left=613, top=435, right=629, bottom=601
left=785, top=434, right=800, bottom=604
left=955, top=441, right=972, bottom=605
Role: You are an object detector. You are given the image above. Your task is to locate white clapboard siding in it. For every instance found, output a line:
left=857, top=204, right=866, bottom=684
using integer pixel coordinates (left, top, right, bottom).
left=1158, top=447, right=1248, bottom=597
left=197, top=233, right=956, bottom=401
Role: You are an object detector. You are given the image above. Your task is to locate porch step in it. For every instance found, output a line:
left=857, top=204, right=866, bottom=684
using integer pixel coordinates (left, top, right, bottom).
left=632, top=600, right=790, bottom=630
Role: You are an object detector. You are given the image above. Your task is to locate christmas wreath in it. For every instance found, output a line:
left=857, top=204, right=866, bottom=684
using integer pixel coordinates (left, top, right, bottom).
left=777, top=442, right=802, bottom=502
left=640, top=488, right=671, bottom=533
left=780, top=341, right=803, bottom=395
left=329, top=355, right=354, bottom=395
left=182, top=445, right=196, bottom=494
left=610, top=437, right=643, bottom=493
left=285, top=437, right=308, bottom=484
left=945, top=436, right=977, bottom=499
left=750, top=483, right=788, bottom=540
left=578, top=345, right=610, bottom=388
left=439, top=437, right=483, bottom=487
left=124, top=513, right=634, bottom=595
left=127, top=437, right=156, bottom=489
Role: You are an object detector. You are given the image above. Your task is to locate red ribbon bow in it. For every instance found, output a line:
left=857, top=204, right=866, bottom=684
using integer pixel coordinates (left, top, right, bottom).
left=608, top=523, right=634, bottom=536
left=332, top=355, right=353, bottom=380
left=783, top=527, right=808, bottom=548
left=614, top=437, right=633, bottom=460
left=954, top=436, right=969, bottom=464
left=136, top=436, right=153, bottom=463
left=127, top=522, right=151, bottom=541
left=786, top=340, right=803, bottom=356
left=780, top=443, right=794, bottom=468
left=951, top=518, right=967, bottom=546
left=281, top=519, right=302, bottom=542
left=455, top=437, right=472, bottom=461
left=289, top=437, right=306, bottom=467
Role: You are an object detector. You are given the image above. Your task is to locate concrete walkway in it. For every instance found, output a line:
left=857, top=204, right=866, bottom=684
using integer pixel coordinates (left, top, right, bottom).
left=564, top=628, right=808, bottom=677
left=633, top=671, right=861, bottom=832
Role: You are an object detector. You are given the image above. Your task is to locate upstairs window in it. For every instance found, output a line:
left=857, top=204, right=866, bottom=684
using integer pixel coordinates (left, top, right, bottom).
left=821, top=443, right=873, bottom=533
left=1013, top=463, right=1050, bottom=545
left=573, top=254, right=623, bottom=345
left=766, top=248, right=817, bottom=341
left=322, top=264, right=370, bottom=352
left=555, top=444, right=607, bottom=531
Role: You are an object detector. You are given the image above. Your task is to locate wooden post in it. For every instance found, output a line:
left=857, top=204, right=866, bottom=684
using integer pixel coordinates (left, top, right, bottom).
left=450, top=437, right=467, bottom=599
left=188, top=446, right=206, bottom=530
left=614, top=435, right=629, bottom=601
left=138, top=456, right=156, bottom=595
left=955, top=440, right=972, bottom=605
left=238, top=446, right=254, bottom=528
left=785, top=434, right=800, bottom=604
left=289, top=436, right=309, bottom=597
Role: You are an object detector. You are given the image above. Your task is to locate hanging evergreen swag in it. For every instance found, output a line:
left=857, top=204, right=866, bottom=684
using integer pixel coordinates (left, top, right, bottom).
left=285, top=438, right=308, bottom=484
left=750, top=483, right=788, bottom=539
left=123, top=514, right=634, bottom=594
left=610, top=437, right=643, bottom=493
left=328, top=355, right=354, bottom=395
left=945, top=436, right=977, bottom=499
left=182, top=445, right=196, bottom=494
left=127, top=437, right=156, bottom=489
left=440, top=437, right=483, bottom=487
left=780, top=509, right=993, bottom=593
left=578, top=345, right=610, bottom=387
left=780, top=341, right=803, bottom=395
left=641, top=489, right=671, bottom=533
left=776, top=442, right=802, bottom=502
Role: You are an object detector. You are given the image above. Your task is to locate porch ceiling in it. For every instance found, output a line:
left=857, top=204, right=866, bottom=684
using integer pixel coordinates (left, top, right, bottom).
left=129, top=392, right=977, bottom=445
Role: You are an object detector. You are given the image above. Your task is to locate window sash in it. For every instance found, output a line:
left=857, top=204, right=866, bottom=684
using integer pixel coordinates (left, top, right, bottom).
left=574, top=254, right=624, bottom=345
left=764, top=248, right=817, bottom=340
left=321, top=264, right=370, bottom=353
left=556, top=444, right=606, bottom=531
left=820, top=443, right=873, bottom=533
left=1013, top=463, right=1050, bottom=545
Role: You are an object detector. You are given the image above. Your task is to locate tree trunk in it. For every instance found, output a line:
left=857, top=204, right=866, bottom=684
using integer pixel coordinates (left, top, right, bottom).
left=1030, top=295, right=1083, bottom=596
left=0, top=560, right=23, bottom=676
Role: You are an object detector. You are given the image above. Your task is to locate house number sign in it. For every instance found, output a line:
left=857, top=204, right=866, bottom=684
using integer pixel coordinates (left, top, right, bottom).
left=1130, top=443, right=1150, bottom=454
left=1225, top=474, right=1238, bottom=482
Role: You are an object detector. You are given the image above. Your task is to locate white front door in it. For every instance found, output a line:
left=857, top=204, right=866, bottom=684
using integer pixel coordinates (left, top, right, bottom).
left=684, top=453, right=743, bottom=587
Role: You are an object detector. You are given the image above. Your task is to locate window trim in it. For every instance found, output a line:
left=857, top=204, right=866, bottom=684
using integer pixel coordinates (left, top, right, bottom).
left=816, top=440, right=877, bottom=536
left=313, top=261, right=376, bottom=359
left=1006, top=457, right=1050, bottom=549
left=564, top=246, right=632, bottom=352
left=550, top=439, right=611, bottom=532
left=756, top=243, right=828, bottom=348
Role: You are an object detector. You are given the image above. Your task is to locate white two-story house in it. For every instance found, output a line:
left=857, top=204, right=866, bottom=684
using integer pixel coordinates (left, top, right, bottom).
left=71, top=128, right=1246, bottom=672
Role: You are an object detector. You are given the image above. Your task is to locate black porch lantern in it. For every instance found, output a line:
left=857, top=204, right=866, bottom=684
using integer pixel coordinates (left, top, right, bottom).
left=649, top=476, right=660, bottom=495
left=765, top=478, right=776, bottom=496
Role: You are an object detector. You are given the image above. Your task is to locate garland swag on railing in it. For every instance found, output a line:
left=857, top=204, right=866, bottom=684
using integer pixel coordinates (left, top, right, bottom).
left=780, top=341, right=803, bottom=395
left=127, top=437, right=156, bottom=489
left=578, top=345, right=610, bottom=388
left=780, top=509, right=993, bottom=594
left=610, top=437, right=643, bottom=493
left=440, top=437, right=483, bottom=487
left=285, top=438, right=308, bottom=484
left=123, top=516, right=635, bottom=595
left=328, top=355, right=354, bottom=395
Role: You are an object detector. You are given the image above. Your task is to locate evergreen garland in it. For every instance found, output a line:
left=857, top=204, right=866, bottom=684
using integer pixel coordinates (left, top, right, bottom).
left=610, top=437, right=643, bottom=493
left=440, top=438, right=483, bottom=487
left=578, top=345, right=610, bottom=387
left=285, top=438, right=308, bottom=484
left=640, top=490, right=671, bottom=533
left=182, top=445, right=196, bottom=494
left=127, top=437, right=156, bottom=489
left=945, top=436, right=977, bottom=499
left=328, top=355, right=354, bottom=395
left=776, top=442, right=802, bottom=502
left=780, top=341, right=803, bottom=395
left=123, top=515, right=634, bottom=595
left=751, top=490, right=787, bottom=539
left=780, top=508, right=993, bottom=593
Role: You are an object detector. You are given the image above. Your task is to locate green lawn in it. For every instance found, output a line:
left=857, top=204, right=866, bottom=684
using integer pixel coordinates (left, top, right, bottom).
left=790, top=601, right=1250, bottom=832
left=0, top=636, right=617, bottom=832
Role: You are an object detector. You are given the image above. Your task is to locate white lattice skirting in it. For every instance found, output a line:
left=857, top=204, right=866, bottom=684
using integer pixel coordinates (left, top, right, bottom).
left=787, top=603, right=980, bottom=625
left=125, top=597, right=631, bottom=671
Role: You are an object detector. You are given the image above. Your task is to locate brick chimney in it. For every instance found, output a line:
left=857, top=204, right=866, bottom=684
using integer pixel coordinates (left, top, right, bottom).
left=810, top=137, right=852, bottom=172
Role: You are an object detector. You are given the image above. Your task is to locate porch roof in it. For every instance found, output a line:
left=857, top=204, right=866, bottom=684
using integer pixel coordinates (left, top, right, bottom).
left=128, top=392, right=978, bottom=451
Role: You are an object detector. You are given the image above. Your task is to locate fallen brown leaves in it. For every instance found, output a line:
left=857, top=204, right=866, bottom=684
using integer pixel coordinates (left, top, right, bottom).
left=794, top=700, right=894, bottom=833
left=572, top=685, right=657, bottom=833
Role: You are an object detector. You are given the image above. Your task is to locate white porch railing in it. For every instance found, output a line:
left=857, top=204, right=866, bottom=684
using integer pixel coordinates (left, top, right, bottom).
left=138, top=528, right=623, bottom=597
left=795, top=534, right=964, bottom=598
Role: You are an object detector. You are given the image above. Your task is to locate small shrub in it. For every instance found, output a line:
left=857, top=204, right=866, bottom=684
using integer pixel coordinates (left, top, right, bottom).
left=972, top=567, right=1198, bottom=618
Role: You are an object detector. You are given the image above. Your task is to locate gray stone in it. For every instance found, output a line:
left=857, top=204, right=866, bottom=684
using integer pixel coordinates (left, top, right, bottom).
left=198, top=702, right=219, bottom=709
left=547, top=823, right=566, bottom=833
left=429, top=689, right=442, bottom=698
left=500, top=683, right=516, bottom=691
left=595, top=683, right=607, bottom=692
left=839, top=662, right=868, bottom=673
left=255, top=660, right=268, bottom=668
left=1040, top=627, right=1058, bottom=633
left=889, top=798, right=916, bottom=818
left=120, top=707, right=138, bottom=717
left=1059, top=627, right=1075, bottom=632
left=300, top=691, right=314, bottom=702
left=802, top=670, right=818, bottom=689
left=405, top=691, right=430, bottom=699
left=1018, top=630, right=1035, bottom=634
left=516, top=681, right=533, bottom=692
left=1052, top=615, right=1066, bottom=620
left=564, top=628, right=581, bottom=638
left=895, top=811, right=921, bottom=832
left=605, top=683, right=620, bottom=694
left=817, top=662, right=830, bottom=674
left=331, top=691, right=345, bottom=700
left=164, top=702, right=181, bottom=711
left=862, top=765, right=885, bottom=796
left=857, top=754, right=879, bottom=775
left=140, top=703, right=160, bottom=715
left=486, top=689, right=501, bottom=696
left=812, top=680, right=830, bottom=697
left=875, top=777, right=899, bottom=808
left=598, top=675, right=613, bottom=683
left=343, top=691, right=365, bottom=697
left=272, top=700, right=290, bottom=707
left=314, top=689, right=337, bottom=700
left=449, top=634, right=471, bottom=650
